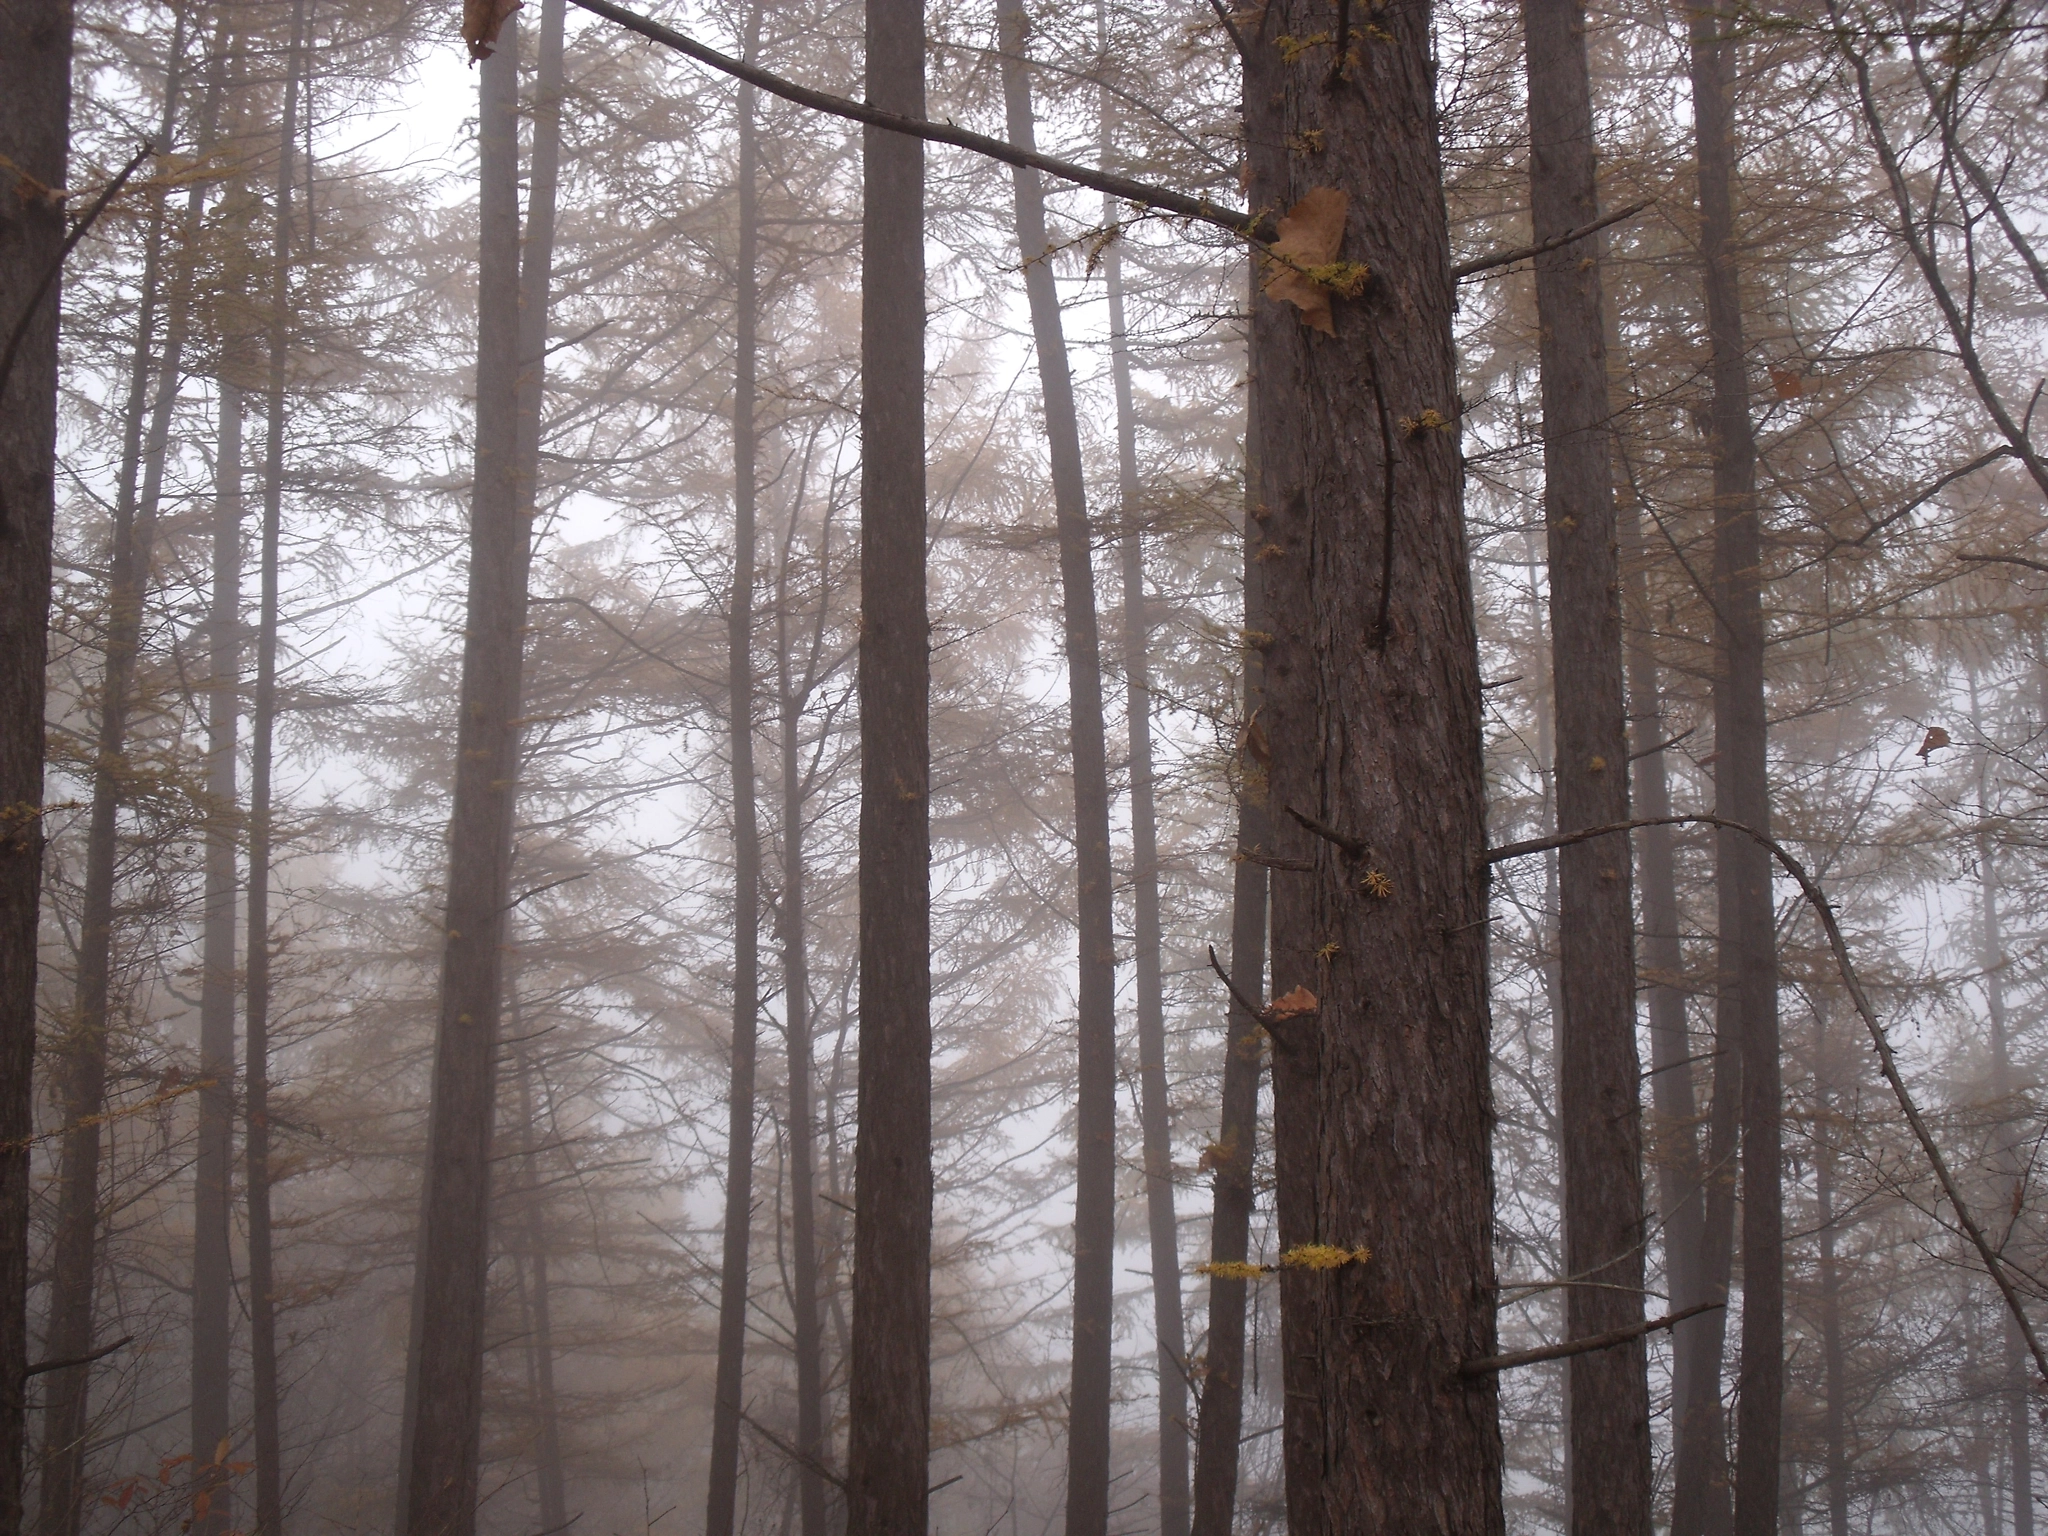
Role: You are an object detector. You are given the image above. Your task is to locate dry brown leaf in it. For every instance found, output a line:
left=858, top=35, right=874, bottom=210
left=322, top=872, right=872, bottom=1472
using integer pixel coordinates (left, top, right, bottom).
left=1237, top=708, right=1271, bottom=765
left=463, top=0, right=523, bottom=61
left=1267, top=985, right=1319, bottom=1020
left=1768, top=365, right=1805, bottom=399
left=1917, top=725, right=1951, bottom=760
left=1262, top=187, right=1348, bottom=334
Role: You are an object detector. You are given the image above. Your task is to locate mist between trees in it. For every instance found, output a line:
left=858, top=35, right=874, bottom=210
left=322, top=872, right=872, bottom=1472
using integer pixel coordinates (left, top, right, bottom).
left=0, top=0, right=2045, bottom=1529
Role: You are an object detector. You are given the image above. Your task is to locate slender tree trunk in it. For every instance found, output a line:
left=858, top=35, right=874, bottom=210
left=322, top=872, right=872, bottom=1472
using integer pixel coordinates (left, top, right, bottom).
left=39, top=36, right=225, bottom=1535
left=0, top=1, right=77, bottom=1529
left=1097, top=70, right=1190, bottom=1536
left=1519, top=0, right=1648, bottom=1522
left=777, top=514, right=827, bottom=1535
left=1813, top=1007, right=1848, bottom=1536
left=192, top=373, right=243, bottom=1536
left=398, top=22, right=527, bottom=1534
left=1188, top=389, right=1270, bottom=1536
left=991, top=9, right=1120, bottom=1530
left=1243, top=5, right=1505, bottom=1528
left=843, top=0, right=930, bottom=1520
left=245, top=5, right=307, bottom=1531
left=514, top=1046, right=568, bottom=1535
left=1686, top=11, right=1780, bottom=1532
left=707, top=6, right=764, bottom=1524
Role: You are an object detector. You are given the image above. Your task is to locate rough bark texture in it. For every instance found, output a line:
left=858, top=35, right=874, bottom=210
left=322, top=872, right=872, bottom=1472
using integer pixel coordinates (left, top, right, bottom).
left=398, top=30, right=526, bottom=1536
left=842, top=0, right=931, bottom=1519
left=1243, top=6, right=1505, bottom=1529
left=40, top=37, right=220, bottom=1535
left=245, top=6, right=307, bottom=1530
left=192, top=375, right=243, bottom=1536
left=992, top=9, right=1121, bottom=1530
left=1519, top=0, right=1649, bottom=1523
left=706, top=7, right=763, bottom=1520
left=1100, top=81, right=1190, bottom=1536
left=0, top=4, right=74, bottom=1531
left=1813, top=1008, right=1849, bottom=1536
left=1687, top=12, right=1781, bottom=1533
left=1188, top=401, right=1269, bottom=1536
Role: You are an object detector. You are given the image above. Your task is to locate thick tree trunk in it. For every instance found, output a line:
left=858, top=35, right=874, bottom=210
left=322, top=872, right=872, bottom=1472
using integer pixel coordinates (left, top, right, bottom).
left=1243, top=6, right=1505, bottom=1529
left=1098, top=78, right=1190, bottom=1536
left=1686, top=12, right=1780, bottom=1533
left=777, top=519, right=827, bottom=1535
left=707, top=6, right=764, bottom=1523
left=246, top=6, right=307, bottom=1531
left=991, top=9, right=1121, bottom=1531
left=398, top=25, right=527, bottom=1536
left=192, top=374, right=243, bottom=1536
left=1518, top=0, right=1649, bottom=1523
left=0, top=2, right=76, bottom=1531
left=39, top=37, right=224, bottom=1536
left=1188, top=391, right=1270, bottom=1536
left=842, top=0, right=930, bottom=1520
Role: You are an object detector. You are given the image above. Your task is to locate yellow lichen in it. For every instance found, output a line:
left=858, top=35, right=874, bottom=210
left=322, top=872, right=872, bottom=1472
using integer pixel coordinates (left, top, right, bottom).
left=1196, top=1261, right=1272, bottom=1281
left=1279, top=1243, right=1373, bottom=1270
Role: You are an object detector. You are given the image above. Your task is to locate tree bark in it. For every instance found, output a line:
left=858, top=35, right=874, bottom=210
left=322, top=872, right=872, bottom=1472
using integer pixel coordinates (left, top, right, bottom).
left=1188, top=388, right=1270, bottom=1536
left=0, top=1, right=76, bottom=1530
left=398, top=24, right=527, bottom=1535
left=1518, top=0, right=1649, bottom=1522
left=1098, top=68, right=1190, bottom=1536
left=1685, top=11, right=1780, bottom=1532
left=38, top=33, right=224, bottom=1535
left=707, top=5, right=764, bottom=1525
left=776, top=487, right=828, bottom=1536
left=842, top=0, right=930, bottom=1520
left=1813, top=1006, right=1848, bottom=1536
left=513, top=1044, right=568, bottom=1535
left=1242, top=5, right=1505, bottom=1528
left=991, top=8, right=1121, bottom=1532
left=246, top=4, right=307, bottom=1531
left=192, top=371, right=243, bottom=1536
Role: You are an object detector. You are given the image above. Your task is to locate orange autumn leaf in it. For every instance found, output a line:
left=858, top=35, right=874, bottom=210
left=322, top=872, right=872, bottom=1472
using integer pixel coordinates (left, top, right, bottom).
left=1262, top=188, right=1350, bottom=335
left=1267, top=985, right=1320, bottom=1020
left=462, top=0, right=523, bottom=61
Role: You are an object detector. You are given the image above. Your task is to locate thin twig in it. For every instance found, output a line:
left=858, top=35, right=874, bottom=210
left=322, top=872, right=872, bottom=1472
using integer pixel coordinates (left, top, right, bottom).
left=1284, top=805, right=1367, bottom=857
left=1488, top=812, right=2048, bottom=1384
left=1207, top=945, right=1268, bottom=1023
left=738, top=1409, right=846, bottom=1491
left=1452, top=197, right=1655, bottom=280
left=1459, top=1302, right=1719, bottom=1377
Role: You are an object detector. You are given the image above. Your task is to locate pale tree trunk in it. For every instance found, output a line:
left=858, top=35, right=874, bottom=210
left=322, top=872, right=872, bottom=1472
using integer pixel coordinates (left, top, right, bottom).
left=1519, top=0, right=1649, bottom=1519
left=1686, top=10, right=1781, bottom=1532
left=398, top=21, right=527, bottom=1533
left=842, top=0, right=931, bottom=1519
left=192, top=372, right=243, bottom=1536
left=992, top=7, right=1120, bottom=1530
left=707, top=4, right=765, bottom=1523
left=1098, top=68, right=1190, bottom=1536
left=513, top=1044, right=568, bottom=1534
left=1188, top=384, right=1270, bottom=1536
left=246, top=3, right=307, bottom=1530
left=1243, top=3, right=1505, bottom=1527
left=39, top=33, right=225, bottom=1535
left=1813, top=1005, right=1848, bottom=1536
left=776, top=501, right=828, bottom=1535
left=0, top=0, right=76, bottom=1528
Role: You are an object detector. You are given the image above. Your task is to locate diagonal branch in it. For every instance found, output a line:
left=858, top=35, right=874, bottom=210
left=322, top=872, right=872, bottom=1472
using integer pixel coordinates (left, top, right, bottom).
left=1488, top=812, right=2048, bottom=1384
left=1459, top=1303, right=1718, bottom=1377
left=1451, top=197, right=1654, bottom=280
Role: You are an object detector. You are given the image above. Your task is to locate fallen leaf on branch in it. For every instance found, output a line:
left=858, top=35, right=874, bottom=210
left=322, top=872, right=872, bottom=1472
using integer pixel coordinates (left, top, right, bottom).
left=1916, top=726, right=1950, bottom=760
left=1267, top=985, right=1319, bottom=1020
left=1262, top=187, right=1350, bottom=334
left=463, top=0, right=523, bottom=60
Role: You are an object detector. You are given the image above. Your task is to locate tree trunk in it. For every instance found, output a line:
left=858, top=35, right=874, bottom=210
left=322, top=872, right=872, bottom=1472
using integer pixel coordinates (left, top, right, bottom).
left=1188, top=389, right=1270, bottom=1536
left=1813, top=1006, right=1848, bottom=1536
left=1519, top=0, right=1649, bottom=1521
left=776, top=497, right=827, bottom=1535
left=707, top=5, right=764, bottom=1523
left=1098, top=70, right=1190, bottom=1536
left=38, top=34, right=224, bottom=1535
left=1686, top=11, right=1780, bottom=1532
left=246, top=4, right=307, bottom=1531
left=192, top=372, right=243, bottom=1536
left=991, top=9, right=1121, bottom=1531
left=513, top=1046, right=568, bottom=1535
left=842, top=0, right=930, bottom=1520
left=398, top=23, right=527, bottom=1534
left=0, top=1, right=76, bottom=1529
left=1242, top=6, right=1505, bottom=1528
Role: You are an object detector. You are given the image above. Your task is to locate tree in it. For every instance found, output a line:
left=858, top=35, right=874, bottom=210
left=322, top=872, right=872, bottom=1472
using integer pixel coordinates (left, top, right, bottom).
left=1243, top=1, right=1505, bottom=1527
left=0, top=1, right=76, bottom=1530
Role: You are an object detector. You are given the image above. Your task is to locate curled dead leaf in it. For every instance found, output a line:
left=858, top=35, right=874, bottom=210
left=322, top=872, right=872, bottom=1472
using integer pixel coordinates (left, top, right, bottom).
left=462, top=0, right=523, bottom=61
left=1262, top=187, right=1351, bottom=335
left=1916, top=726, right=1951, bottom=760
left=1267, top=985, right=1319, bottom=1020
